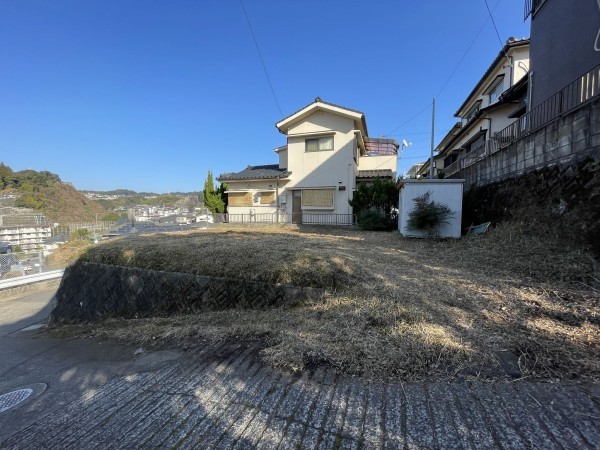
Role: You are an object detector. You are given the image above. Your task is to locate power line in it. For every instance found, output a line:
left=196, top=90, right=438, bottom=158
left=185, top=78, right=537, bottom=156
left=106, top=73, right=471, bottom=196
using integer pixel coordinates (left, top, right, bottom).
left=239, top=0, right=283, bottom=116
left=483, top=0, right=511, bottom=65
left=435, top=0, right=501, bottom=98
left=384, top=1, right=502, bottom=137
left=383, top=103, right=431, bottom=136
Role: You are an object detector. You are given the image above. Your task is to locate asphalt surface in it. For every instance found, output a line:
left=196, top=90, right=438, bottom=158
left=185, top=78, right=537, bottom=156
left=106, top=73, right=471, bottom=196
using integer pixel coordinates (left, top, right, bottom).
left=1, top=289, right=599, bottom=449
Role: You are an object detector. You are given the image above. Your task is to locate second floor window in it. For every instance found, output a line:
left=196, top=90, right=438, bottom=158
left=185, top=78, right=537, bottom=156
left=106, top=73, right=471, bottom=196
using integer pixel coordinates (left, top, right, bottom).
left=306, top=136, right=334, bottom=152
left=489, top=81, right=504, bottom=103
left=464, top=103, right=481, bottom=123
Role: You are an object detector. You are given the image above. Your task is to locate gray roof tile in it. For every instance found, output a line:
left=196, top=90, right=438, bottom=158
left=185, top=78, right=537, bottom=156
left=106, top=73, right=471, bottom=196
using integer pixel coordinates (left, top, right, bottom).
left=218, top=165, right=289, bottom=181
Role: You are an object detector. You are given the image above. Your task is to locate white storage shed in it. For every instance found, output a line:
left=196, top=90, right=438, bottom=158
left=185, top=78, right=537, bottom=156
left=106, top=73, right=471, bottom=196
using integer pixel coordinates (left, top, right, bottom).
left=398, top=179, right=465, bottom=238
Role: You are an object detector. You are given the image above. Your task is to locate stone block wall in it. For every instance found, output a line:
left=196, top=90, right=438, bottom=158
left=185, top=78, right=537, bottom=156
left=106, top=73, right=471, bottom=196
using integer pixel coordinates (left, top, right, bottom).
left=455, top=98, right=600, bottom=188
left=49, top=262, right=324, bottom=323
left=462, top=158, right=600, bottom=257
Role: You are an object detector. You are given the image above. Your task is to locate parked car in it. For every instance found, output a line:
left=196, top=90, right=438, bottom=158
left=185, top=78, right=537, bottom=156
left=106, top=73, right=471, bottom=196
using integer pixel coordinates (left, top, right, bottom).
left=196, top=214, right=214, bottom=224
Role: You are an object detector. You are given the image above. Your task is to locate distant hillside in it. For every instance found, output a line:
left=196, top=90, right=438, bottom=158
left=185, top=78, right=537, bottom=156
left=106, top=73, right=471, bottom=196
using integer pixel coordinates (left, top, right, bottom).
left=84, top=190, right=201, bottom=210
left=82, top=189, right=159, bottom=197
left=0, top=163, right=106, bottom=222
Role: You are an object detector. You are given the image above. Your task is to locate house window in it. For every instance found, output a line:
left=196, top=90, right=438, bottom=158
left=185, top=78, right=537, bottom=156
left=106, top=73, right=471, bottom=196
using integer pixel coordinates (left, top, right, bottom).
left=306, top=136, right=334, bottom=152
left=260, top=191, right=276, bottom=204
left=228, top=192, right=252, bottom=207
left=301, top=189, right=334, bottom=208
left=489, top=80, right=504, bottom=103
left=464, top=103, right=481, bottom=123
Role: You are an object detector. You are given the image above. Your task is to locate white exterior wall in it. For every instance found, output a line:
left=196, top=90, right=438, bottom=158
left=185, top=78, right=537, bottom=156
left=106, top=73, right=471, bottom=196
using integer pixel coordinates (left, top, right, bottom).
left=357, top=155, right=397, bottom=175
left=511, top=47, right=529, bottom=85
left=281, top=111, right=357, bottom=216
left=278, top=149, right=288, bottom=169
left=398, top=180, right=464, bottom=238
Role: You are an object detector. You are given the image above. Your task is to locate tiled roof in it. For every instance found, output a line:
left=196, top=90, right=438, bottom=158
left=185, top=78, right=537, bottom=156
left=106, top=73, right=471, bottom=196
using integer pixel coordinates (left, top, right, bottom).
left=217, top=165, right=289, bottom=181
left=278, top=97, right=365, bottom=125
left=356, top=169, right=394, bottom=179
left=276, top=97, right=369, bottom=136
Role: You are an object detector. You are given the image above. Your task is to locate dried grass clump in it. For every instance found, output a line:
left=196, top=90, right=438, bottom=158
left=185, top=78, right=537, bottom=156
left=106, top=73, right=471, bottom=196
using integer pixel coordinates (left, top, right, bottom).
left=46, top=240, right=91, bottom=268
left=53, top=223, right=600, bottom=381
left=77, top=226, right=358, bottom=289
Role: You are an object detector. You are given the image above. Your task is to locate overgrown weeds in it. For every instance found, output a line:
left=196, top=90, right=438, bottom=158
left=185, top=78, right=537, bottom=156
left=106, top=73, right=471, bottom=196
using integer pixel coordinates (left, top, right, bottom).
left=51, top=223, right=600, bottom=381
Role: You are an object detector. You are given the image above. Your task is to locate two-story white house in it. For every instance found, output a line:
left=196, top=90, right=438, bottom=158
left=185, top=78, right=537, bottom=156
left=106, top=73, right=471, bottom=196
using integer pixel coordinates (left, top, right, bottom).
left=437, top=37, right=530, bottom=176
left=218, top=98, right=398, bottom=224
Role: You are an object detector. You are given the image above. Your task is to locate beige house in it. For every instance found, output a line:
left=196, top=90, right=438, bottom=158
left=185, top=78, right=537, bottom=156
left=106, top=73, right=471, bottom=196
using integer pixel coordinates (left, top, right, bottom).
left=437, top=37, right=530, bottom=176
left=218, top=98, right=398, bottom=224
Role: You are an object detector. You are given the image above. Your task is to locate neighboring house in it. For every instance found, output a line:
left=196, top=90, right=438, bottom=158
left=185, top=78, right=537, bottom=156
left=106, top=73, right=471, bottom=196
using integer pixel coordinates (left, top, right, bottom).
left=406, top=163, right=424, bottom=179
left=218, top=98, right=398, bottom=224
left=437, top=37, right=530, bottom=176
left=525, top=0, right=600, bottom=109
left=415, top=153, right=446, bottom=179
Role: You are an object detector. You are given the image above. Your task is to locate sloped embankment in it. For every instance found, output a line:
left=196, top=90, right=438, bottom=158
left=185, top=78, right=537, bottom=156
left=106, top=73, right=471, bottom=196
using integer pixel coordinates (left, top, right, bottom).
left=49, top=228, right=357, bottom=323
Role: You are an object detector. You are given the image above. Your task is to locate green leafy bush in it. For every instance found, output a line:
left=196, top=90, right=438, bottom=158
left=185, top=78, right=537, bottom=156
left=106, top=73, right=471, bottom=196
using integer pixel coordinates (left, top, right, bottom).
left=406, top=191, right=453, bottom=236
left=357, top=209, right=396, bottom=231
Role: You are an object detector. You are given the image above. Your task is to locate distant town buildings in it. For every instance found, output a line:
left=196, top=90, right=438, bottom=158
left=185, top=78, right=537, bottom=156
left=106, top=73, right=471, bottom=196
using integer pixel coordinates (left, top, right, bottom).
left=0, top=225, right=52, bottom=251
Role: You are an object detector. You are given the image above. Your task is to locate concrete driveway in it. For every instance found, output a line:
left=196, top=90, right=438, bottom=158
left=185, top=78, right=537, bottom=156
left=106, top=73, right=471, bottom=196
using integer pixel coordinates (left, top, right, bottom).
left=1, top=289, right=599, bottom=449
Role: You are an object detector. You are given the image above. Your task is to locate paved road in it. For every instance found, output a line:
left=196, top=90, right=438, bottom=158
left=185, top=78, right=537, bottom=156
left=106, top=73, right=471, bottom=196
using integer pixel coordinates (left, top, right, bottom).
left=1, top=290, right=599, bottom=449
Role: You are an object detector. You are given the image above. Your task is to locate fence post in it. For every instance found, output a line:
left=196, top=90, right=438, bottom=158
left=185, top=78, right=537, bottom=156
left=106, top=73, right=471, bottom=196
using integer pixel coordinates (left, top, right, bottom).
left=38, top=249, right=43, bottom=273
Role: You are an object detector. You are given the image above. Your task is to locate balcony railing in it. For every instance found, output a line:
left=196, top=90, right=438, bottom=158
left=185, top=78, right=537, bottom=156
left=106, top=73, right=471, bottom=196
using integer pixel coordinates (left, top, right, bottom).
left=445, top=64, right=599, bottom=177
left=524, top=0, right=547, bottom=19
left=364, top=138, right=398, bottom=156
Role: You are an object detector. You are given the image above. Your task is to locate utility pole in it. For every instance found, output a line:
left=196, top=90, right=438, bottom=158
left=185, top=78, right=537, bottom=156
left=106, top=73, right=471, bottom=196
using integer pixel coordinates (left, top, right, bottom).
left=430, top=97, right=435, bottom=179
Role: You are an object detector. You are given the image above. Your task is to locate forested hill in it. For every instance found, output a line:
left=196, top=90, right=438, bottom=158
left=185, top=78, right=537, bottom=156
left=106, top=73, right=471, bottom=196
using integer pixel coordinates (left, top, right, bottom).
left=0, top=163, right=106, bottom=222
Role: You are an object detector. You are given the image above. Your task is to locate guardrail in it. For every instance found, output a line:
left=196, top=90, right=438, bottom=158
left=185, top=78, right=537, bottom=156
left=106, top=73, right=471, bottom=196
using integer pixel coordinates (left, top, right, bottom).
left=0, top=269, right=64, bottom=291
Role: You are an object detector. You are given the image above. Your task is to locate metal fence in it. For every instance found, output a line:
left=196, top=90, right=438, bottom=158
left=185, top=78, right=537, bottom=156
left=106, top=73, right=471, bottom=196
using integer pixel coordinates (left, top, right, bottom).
left=53, top=220, right=116, bottom=235
left=213, top=213, right=356, bottom=226
left=445, top=64, right=600, bottom=177
left=0, top=250, right=65, bottom=280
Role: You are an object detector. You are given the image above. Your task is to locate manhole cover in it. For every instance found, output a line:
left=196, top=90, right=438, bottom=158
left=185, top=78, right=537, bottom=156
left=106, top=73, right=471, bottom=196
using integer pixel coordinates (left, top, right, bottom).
left=0, top=388, right=34, bottom=413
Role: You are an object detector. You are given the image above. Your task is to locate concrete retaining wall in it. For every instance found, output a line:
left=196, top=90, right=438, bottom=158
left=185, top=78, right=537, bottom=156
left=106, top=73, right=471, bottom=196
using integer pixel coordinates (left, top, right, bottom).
left=454, top=98, right=600, bottom=188
left=49, top=262, right=325, bottom=323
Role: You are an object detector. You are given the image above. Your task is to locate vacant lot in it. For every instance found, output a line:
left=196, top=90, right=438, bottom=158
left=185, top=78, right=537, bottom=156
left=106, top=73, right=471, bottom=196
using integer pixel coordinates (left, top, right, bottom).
left=53, top=224, right=600, bottom=381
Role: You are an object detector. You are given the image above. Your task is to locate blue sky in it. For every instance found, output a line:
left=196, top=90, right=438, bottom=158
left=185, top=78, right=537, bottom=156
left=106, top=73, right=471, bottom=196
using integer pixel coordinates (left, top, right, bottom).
left=0, top=1, right=530, bottom=193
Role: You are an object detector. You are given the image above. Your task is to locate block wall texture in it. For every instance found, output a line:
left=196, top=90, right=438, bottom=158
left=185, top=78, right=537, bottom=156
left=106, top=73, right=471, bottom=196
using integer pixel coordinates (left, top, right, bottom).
left=50, top=262, right=324, bottom=323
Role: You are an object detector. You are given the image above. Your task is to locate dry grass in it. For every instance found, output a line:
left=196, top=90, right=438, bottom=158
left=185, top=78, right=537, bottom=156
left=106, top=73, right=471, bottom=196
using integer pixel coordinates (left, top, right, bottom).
left=52, top=224, right=600, bottom=381
left=46, top=239, right=92, bottom=268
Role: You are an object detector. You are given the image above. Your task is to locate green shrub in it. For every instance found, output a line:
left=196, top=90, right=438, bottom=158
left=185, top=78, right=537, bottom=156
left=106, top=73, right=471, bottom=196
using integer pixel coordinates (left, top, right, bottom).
left=406, top=191, right=453, bottom=236
left=357, top=209, right=396, bottom=231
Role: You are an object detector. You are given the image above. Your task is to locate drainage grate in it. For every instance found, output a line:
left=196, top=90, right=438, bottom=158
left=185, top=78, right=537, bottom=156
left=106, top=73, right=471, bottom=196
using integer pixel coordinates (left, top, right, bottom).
left=0, top=388, right=34, bottom=413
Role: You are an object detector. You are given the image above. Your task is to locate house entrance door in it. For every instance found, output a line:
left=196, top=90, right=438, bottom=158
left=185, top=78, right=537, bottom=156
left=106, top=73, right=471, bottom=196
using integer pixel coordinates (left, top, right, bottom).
left=292, top=190, right=302, bottom=223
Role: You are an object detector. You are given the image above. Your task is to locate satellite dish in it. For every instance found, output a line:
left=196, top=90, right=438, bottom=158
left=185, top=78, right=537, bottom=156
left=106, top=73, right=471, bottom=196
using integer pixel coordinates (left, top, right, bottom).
left=402, top=139, right=409, bottom=147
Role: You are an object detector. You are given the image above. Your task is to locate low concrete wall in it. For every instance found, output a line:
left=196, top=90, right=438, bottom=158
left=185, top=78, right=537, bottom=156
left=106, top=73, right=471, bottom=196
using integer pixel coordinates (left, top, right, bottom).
left=0, top=278, right=61, bottom=301
left=454, top=97, right=600, bottom=188
left=49, top=262, right=325, bottom=323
